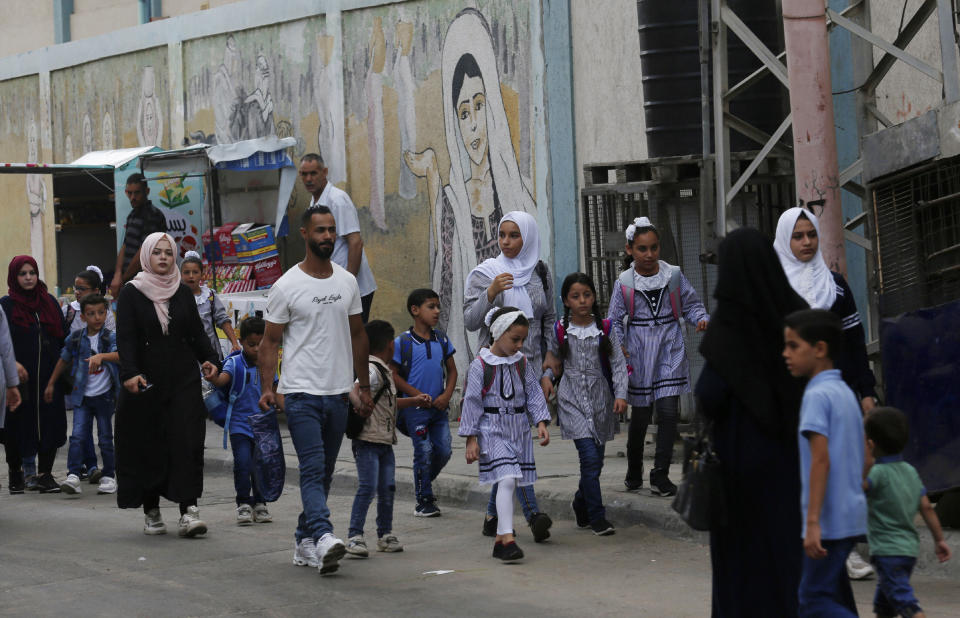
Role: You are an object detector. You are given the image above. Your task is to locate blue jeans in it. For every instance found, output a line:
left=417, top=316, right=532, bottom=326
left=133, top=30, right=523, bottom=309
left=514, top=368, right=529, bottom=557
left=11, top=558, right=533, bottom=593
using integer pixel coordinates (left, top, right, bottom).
left=67, top=393, right=115, bottom=478
left=798, top=536, right=859, bottom=617
left=230, top=434, right=264, bottom=506
left=573, top=438, right=606, bottom=522
left=284, top=393, right=348, bottom=542
left=872, top=556, right=921, bottom=617
left=486, top=483, right=540, bottom=522
left=348, top=440, right=395, bottom=538
left=406, top=408, right=452, bottom=504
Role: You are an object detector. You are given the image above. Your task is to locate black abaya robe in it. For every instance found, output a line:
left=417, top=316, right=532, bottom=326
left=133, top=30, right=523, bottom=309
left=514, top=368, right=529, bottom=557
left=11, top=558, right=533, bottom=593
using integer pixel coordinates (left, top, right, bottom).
left=115, top=283, right=218, bottom=508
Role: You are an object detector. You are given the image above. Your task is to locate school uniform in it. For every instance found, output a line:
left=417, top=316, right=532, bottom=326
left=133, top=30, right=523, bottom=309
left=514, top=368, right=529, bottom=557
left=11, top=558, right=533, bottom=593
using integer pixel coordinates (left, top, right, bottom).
left=458, top=348, right=550, bottom=487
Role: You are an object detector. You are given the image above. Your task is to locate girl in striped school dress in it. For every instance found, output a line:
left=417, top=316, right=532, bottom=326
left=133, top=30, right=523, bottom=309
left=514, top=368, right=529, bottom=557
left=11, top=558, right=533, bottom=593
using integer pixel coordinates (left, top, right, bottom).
left=460, top=306, right=551, bottom=562
left=542, top=273, right=628, bottom=536
left=607, top=217, right=709, bottom=497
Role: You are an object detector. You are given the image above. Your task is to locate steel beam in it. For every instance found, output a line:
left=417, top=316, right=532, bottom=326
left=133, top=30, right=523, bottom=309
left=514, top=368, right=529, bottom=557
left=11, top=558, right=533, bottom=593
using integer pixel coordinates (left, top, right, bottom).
left=712, top=0, right=731, bottom=237
left=829, top=8, right=942, bottom=83
left=721, top=5, right=791, bottom=87
left=726, top=114, right=793, bottom=205
left=861, top=0, right=937, bottom=93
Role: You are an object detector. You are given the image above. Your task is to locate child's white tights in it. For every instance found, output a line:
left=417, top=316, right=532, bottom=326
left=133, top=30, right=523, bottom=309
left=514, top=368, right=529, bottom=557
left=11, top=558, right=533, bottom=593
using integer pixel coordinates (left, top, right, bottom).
left=496, top=477, right=516, bottom=536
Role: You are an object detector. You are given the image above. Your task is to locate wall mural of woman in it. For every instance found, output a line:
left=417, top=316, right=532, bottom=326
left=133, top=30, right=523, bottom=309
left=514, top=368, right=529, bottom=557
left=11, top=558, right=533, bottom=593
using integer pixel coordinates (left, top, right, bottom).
left=404, top=8, right=536, bottom=371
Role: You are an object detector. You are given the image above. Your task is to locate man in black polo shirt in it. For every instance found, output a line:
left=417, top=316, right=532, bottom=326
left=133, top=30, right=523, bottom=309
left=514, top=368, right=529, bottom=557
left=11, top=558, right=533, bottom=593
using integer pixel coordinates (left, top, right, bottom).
left=109, top=173, right=167, bottom=297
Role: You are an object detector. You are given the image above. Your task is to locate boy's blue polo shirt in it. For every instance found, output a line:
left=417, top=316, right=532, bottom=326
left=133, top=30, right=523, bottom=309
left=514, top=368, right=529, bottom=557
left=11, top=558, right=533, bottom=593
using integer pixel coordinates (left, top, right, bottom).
left=392, top=329, right=455, bottom=412
left=798, top=369, right=867, bottom=541
left=221, top=353, right=263, bottom=439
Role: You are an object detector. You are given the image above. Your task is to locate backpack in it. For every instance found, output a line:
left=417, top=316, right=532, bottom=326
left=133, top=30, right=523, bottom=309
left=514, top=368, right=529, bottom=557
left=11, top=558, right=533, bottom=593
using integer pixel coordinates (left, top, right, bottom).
left=618, top=266, right=683, bottom=325
left=346, top=362, right=393, bottom=440
left=554, top=318, right=614, bottom=391
left=479, top=355, right=527, bottom=399
left=396, top=328, right=451, bottom=382
left=204, top=350, right=248, bottom=449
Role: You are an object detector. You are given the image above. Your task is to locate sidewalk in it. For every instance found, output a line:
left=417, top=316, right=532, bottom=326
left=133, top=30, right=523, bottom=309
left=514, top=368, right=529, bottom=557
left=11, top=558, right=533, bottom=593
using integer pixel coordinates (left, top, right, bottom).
left=203, top=415, right=702, bottom=541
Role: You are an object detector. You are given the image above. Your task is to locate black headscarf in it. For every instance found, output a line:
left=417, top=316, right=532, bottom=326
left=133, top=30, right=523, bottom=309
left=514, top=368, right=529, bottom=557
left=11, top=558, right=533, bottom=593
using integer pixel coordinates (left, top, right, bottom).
left=699, top=228, right=809, bottom=439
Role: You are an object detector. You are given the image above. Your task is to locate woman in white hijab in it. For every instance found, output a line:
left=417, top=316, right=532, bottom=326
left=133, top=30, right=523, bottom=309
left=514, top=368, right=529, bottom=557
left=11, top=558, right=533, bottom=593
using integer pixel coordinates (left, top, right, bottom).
left=773, top=208, right=877, bottom=411
left=404, top=8, right=537, bottom=373
left=775, top=207, right=880, bottom=581
left=463, top=210, right=556, bottom=544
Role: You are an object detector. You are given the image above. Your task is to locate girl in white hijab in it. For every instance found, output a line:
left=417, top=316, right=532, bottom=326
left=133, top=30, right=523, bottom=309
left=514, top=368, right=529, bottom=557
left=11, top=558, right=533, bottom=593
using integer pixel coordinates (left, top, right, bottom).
left=773, top=208, right=878, bottom=414
left=463, top=210, right=556, bottom=543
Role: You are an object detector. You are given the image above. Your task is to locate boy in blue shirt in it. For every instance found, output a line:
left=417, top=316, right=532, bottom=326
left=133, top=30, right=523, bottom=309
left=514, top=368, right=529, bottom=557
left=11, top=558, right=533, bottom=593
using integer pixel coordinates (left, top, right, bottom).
left=783, top=309, right=867, bottom=617
left=863, top=407, right=951, bottom=618
left=44, top=294, right=120, bottom=496
left=207, top=316, right=274, bottom=525
left=391, top=289, right=458, bottom=517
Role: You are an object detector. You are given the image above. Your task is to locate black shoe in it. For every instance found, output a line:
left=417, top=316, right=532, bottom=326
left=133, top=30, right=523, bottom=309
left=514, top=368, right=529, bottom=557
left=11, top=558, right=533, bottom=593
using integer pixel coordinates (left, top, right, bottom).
left=36, top=473, right=61, bottom=493
left=8, top=468, right=24, bottom=494
left=25, top=474, right=40, bottom=491
left=590, top=518, right=616, bottom=536
left=649, top=471, right=677, bottom=497
left=79, top=465, right=88, bottom=481
left=572, top=500, right=589, bottom=529
left=88, top=468, right=103, bottom=484
left=624, top=480, right=643, bottom=491
left=492, top=541, right=524, bottom=561
left=528, top=512, right=552, bottom=543
left=482, top=515, right=498, bottom=537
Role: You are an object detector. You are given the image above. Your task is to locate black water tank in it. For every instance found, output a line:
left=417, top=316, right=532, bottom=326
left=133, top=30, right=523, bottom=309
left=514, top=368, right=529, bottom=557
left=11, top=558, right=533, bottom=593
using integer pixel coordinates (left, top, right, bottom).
left=637, top=0, right=785, bottom=158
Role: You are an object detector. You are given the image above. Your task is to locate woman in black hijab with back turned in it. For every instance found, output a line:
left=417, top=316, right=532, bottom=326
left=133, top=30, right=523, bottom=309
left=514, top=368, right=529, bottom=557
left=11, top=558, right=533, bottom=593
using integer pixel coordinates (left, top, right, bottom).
left=696, top=228, right=808, bottom=617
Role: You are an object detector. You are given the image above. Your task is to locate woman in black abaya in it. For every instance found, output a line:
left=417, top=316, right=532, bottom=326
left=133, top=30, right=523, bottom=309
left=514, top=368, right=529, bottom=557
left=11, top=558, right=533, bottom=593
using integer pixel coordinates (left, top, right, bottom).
left=696, top=228, right=808, bottom=617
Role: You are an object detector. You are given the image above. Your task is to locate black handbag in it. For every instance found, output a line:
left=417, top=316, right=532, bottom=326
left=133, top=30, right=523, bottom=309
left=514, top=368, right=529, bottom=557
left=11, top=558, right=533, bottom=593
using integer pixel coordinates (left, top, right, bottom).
left=345, top=363, right=391, bottom=440
left=671, top=419, right=727, bottom=531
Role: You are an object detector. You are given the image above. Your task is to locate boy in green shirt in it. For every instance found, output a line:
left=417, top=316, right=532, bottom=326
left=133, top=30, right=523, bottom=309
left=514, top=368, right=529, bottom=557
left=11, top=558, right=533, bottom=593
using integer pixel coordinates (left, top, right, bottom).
left=863, top=407, right=951, bottom=618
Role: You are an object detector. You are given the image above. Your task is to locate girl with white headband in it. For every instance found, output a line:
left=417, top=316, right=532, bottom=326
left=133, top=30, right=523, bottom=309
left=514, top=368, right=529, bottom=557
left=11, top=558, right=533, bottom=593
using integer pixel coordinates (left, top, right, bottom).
left=459, top=306, right=551, bottom=562
left=608, top=217, right=709, bottom=498
left=463, top=210, right=557, bottom=542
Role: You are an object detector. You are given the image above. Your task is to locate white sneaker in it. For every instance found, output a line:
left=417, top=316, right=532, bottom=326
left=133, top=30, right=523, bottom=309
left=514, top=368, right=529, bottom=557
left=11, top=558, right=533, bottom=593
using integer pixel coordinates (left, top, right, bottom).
left=60, top=474, right=82, bottom=495
left=177, top=506, right=208, bottom=538
left=315, top=532, right=346, bottom=575
left=97, top=476, right=117, bottom=494
left=293, top=538, right=319, bottom=568
left=253, top=503, right=272, bottom=523
left=377, top=534, right=404, bottom=553
left=345, top=535, right=369, bottom=557
left=144, top=508, right=167, bottom=535
left=236, top=504, right=254, bottom=525
left=846, top=549, right=874, bottom=580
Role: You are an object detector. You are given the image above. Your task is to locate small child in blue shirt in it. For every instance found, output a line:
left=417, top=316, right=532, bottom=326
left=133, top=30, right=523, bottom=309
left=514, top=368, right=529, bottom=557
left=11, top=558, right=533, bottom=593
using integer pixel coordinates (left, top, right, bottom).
left=863, top=407, right=951, bottom=618
left=391, top=289, right=458, bottom=517
left=44, top=294, right=120, bottom=496
left=783, top=309, right=867, bottom=617
left=207, top=316, right=274, bottom=525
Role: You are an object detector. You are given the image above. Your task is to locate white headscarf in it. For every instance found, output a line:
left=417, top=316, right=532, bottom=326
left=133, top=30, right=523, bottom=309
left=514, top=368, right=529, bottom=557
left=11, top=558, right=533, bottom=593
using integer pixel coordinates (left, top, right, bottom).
left=473, top=211, right=540, bottom=317
left=773, top=207, right=837, bottom=309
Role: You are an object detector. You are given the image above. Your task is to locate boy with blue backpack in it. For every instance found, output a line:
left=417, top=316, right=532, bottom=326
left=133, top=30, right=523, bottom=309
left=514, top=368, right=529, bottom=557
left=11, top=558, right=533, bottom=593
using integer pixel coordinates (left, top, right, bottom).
left=206, top=316, right=274, bottom=525
left=391, top=289, right=458, bottom=517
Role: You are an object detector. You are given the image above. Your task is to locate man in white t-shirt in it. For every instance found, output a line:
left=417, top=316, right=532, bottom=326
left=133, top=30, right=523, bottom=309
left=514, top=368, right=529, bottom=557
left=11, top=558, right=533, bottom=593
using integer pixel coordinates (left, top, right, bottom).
left=299, top=153, right=377, bottom=322
left=259, top=205, right=374, bottom=576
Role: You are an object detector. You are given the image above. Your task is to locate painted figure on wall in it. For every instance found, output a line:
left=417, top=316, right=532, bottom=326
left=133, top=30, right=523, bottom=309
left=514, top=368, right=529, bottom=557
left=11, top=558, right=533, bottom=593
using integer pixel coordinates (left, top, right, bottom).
left=137, top=66, right=163, bottom=147
left=102, top=110, right=115, bottom=150
left=314, top=34, right=346, bottom=185
left=26, top=121, right=47, bottom=278
left=81, top=113, right=94, bottom=155
left=404, top=8, right=536, bottom=370
left=394, top=20, right=417, bottom=200
left=367, top=17, right=387, bottom=231
left=213, top=36, right=277, bottom=145
left=64, top=135, right=74, bottom=163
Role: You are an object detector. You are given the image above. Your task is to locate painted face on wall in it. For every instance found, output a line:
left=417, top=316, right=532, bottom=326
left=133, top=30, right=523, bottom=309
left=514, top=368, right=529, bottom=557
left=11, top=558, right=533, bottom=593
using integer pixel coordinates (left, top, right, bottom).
left=457, top=74, right=488, bottom=167
left=82, top=114, right=93, bottom=154
left=142, top=99, right=158, bottom=145
left=255, top=55, right=271, bottom=93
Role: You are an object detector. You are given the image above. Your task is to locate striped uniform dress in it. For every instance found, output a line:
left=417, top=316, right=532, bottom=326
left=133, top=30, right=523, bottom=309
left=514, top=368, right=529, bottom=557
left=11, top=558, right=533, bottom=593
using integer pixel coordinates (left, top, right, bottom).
left=606, top=264, right=709, bottom=407
left=547, top=321, right=629, bottom=443
left=458, top=348, right=551, bottom=486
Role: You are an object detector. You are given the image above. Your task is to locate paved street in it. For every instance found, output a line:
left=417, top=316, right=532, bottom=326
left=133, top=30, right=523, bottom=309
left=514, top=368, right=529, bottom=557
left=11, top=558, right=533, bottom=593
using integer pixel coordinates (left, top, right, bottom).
left=1, top=418, right=958, bottom=617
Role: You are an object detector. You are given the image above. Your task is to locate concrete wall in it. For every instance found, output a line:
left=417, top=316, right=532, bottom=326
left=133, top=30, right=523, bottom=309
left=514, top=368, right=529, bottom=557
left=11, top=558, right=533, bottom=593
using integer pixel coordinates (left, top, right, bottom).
left=0, top=0, right=556, bottom=373
left=0, top=2, right=56, bottom=58
left=571, top=0, right=647, bottom=181
left=870, top=0, right=959, bottom=126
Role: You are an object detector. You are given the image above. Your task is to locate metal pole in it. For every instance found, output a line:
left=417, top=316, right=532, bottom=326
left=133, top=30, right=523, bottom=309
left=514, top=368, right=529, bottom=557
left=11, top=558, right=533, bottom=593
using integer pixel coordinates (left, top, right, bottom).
left=783, top=0, right=847, bottom=275
left=699, top=0, right=714, bottom=258
left=712, top=0, right=730, bottom=238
